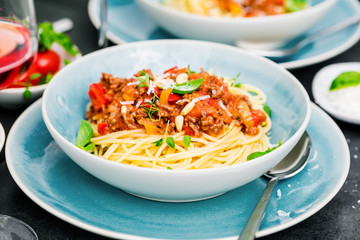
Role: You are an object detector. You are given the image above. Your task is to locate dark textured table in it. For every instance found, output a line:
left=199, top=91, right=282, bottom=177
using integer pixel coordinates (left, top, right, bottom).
left=0, top=0, right=359, bottom=239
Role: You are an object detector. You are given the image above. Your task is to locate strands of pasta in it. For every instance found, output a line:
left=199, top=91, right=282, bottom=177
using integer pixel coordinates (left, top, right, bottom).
left=91, top=122, right=269, bottom=170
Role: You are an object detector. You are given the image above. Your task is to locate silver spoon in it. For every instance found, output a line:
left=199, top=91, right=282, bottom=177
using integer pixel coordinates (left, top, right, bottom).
left=239, top=15, right=360, bottom=60
left=238, top=131, right=312, bottom=240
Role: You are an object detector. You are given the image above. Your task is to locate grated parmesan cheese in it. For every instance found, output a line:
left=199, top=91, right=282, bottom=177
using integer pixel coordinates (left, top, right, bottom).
left=192, top=95, right=210, bottom=103
left=127, top=81, right=141, bottom=86
left=218, top=100, right=232, bottom=116
left=120, top=101, right=134, bottom=105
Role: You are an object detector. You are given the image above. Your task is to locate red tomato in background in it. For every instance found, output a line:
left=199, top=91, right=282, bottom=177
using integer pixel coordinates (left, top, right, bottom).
left=34, top=49, right=60, bottom=76
left=9, top=49, right=61, bottom=87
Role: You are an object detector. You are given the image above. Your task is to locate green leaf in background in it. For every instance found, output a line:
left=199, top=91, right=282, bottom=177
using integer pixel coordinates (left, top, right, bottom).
left=76, top=120, right=94, bottom=148
left=247, top=140, right=282, bottom=160
left=23, top=88, right=32, bottom=100
left=285, top=0, right=307, bottom=12
left=329, top=71, right=360, bottom=91
left=38, top=21, right=80, bottom=55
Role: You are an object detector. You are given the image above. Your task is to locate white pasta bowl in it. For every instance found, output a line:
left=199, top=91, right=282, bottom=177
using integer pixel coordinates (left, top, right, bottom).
left=135, top=0, right=337, bottom=46
left=42, top=40, right=311, bottom=202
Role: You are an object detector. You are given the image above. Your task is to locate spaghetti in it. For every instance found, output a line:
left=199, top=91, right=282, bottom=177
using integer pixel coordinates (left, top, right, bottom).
left=83, top=67, right=272, bottom=170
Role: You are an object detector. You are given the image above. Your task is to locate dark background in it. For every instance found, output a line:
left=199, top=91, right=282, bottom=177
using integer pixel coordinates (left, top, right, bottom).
left=0, top=0, right=360, bottom=239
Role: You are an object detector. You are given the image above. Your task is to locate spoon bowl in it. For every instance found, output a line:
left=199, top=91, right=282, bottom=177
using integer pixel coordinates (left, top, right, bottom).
left=239, top=131, right=312, bottom=240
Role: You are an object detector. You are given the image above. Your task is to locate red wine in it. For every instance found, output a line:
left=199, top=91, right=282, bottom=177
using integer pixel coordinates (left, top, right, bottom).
left=0, top=21, right=36, bottom=90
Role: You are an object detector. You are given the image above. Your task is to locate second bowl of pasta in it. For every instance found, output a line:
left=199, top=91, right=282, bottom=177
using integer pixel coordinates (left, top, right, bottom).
left=134, top=0, right=337, bottom=46
left=42, top=40, right=311, bottom=202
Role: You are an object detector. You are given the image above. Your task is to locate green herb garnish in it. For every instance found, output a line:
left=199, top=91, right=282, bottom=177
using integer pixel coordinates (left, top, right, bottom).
left=136, top=72, right=151, bottom=88
left=152, top=138, right=164, bottom=147
left=231, top=73, right=242, bottom=88
left=140, top=101, right=161, bottom=122
left=247, top=140, right=282, bottom=160
left=186, top=65, right=196, bottom=75
left=166, top=136, right=175, bottom=149
left=263, top=104, right=272, bottom=117
left=172, top=78, right=203, bottom=94
left=75, top=120, right=94, bottom=152
left=38, top=22, right=80, bottom=55
left=183, top=135, right=191, bottom=148
left=23, top=87, right=32, bottom=100
left=285, top=0, right=307, bottom=12
left=329, top=71, right=360, bottom=91
left=167, top=167, right=173, bottom=170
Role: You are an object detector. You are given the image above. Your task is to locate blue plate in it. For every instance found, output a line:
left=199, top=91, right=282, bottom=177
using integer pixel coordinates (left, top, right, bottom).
left=88, top=0, right=360, bottom=70
left=5, top=99, right=349, bottom=239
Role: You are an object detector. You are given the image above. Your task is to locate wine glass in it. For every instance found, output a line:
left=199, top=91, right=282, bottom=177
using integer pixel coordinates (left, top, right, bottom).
left=0, top=0, right=38, bottom=90
left=0, top=1, right=38, bottom=238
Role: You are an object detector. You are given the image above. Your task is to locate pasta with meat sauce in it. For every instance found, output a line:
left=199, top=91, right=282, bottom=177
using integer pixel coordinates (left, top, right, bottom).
left=81, top=66, right=272, bottom=170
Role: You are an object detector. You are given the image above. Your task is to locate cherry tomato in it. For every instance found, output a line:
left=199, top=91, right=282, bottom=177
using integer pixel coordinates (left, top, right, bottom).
left=8, top=49, right=61, bottom=87
left=34, top=49, right=60, bottom=75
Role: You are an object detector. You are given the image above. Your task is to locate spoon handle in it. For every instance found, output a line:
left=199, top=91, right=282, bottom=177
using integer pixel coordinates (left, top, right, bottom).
left=238, top=177, right=279, bottom=240
left=297, top=15, right=360, bottom=50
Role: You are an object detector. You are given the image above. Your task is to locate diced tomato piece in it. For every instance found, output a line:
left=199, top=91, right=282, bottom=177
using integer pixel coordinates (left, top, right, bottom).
left=188, top=101, right=217, bottom=118
left=139, top=99, right=151, bottom=109
left=167, top=93, right=181, bottom=104
left=183, top=126, right=195, bottom=136
left=251, top=109, right=267, bottom=126
left=163, top=66, right=178, bottom=75
left=97, top=122, right=108, bottom=135
left=88, top=83, right=108, bottom=111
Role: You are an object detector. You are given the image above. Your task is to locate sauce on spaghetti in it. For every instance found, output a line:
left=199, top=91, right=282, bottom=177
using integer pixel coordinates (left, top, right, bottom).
left=86, top=67, right=267, bottom=137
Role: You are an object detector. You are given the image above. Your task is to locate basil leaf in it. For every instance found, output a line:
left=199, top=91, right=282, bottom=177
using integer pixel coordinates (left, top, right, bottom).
left=172, top=78, right=203, bottom=94
left=77, top=143, right=95, bottom=152
left=263, top=104, right=272, bottom=117
left=76, top=120, right=93, bottom=147
left=183, top=135, right=191, bottom=148
left=329, top=71, right=360, bottom=91
left=247, top=140, right=282, bottom=160
left=38, top=22, right=80, bottom=55
left=285, top=0, right=307, bottom=12
left=167, top=167, right=173, bottom=170
left=152, top=138, right=164, bottom=147
left=166, top=136, right=175, bottom=149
